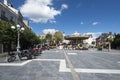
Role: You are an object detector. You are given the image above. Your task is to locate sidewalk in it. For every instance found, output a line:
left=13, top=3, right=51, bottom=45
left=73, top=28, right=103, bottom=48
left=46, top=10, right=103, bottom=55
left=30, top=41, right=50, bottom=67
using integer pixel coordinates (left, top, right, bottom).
left=0, top=52, right=8, bottom=57
left=0, top=52, right=8, bottom=63
left=102, top=49, right=120, bottom=53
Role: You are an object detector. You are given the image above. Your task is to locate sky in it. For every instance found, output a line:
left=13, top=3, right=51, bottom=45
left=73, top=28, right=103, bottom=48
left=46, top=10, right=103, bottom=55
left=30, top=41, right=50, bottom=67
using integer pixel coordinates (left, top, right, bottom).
left=1, top=0, right=120, bottom=38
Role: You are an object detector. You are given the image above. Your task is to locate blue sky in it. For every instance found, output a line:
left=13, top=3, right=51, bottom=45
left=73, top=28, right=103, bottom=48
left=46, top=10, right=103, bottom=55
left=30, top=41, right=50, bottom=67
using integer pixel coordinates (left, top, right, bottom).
left=1, top=0, right=120, bottom=36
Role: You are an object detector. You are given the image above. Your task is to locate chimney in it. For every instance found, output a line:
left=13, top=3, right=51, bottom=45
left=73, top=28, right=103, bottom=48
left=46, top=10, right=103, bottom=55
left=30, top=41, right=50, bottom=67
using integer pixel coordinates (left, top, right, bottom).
left=4, top=0, right=8, bottom=5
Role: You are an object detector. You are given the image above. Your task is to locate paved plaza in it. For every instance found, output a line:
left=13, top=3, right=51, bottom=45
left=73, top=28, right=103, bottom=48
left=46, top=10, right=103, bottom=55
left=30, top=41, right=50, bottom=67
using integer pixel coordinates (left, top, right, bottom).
left=0, top=49, right=120, bottom=80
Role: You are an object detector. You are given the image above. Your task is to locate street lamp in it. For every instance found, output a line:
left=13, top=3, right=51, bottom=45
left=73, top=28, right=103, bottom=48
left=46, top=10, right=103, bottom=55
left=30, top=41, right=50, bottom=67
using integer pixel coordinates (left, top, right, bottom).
left=11, top=24, right=24, bottom=53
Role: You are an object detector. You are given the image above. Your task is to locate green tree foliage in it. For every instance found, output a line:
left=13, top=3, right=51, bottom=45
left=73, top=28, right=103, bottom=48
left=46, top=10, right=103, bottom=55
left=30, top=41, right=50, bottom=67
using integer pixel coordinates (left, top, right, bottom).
left=45, top=33, right=52, bottom=44
left=0, top=20, right=40, bottom=51
left=0, top=20, right=16, bottom=43
left=107, top=38, right=114, bottom=43
left=112, top=34, right=120, bottom=49
left=91, top=41, right=95, bottom=45
left=0, top=20, right=16, bottom=53
left=53, top=31, right=63, bottom=44
left=20, top=28, right=40, bottom=49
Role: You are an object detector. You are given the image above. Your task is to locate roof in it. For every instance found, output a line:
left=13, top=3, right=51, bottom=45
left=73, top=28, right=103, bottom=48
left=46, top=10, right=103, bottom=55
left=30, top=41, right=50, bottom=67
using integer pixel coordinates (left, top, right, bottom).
left=64, top=35, right=90, bottom=40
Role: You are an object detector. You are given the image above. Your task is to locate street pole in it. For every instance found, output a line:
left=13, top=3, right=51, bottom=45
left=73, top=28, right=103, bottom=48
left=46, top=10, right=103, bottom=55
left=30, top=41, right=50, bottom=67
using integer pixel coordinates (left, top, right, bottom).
left=108, top=42, right=111, bottom=52
left=41, top=36, right=42, bottom=48
left=17, top=29, right=20, bottom=52
left=11, top=25, right=24, bottom=61
left=16, top=25, right=21, bottom=53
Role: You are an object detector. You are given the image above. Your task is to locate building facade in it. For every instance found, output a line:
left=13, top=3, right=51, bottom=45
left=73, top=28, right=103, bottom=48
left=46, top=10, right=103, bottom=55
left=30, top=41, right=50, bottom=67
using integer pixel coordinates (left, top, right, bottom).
left=0, top=0, right=27, bottom=27
left=96, top=32, right=114, bottom=48
left=64, top=32, right=90, bottom=49
left=0, top=0, right=29, bottom=53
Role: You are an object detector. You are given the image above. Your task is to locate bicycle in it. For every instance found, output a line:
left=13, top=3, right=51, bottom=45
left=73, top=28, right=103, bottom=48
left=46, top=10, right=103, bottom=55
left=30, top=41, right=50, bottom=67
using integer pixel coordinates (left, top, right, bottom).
left=7, top=52, right=16, bottom=62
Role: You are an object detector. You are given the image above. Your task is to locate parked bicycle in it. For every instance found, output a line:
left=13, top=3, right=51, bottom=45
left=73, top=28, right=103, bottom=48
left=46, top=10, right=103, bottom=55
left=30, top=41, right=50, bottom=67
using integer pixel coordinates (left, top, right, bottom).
left=7, top=50, right=32, bottom=62
left=7, top=52, right=17, bottom=62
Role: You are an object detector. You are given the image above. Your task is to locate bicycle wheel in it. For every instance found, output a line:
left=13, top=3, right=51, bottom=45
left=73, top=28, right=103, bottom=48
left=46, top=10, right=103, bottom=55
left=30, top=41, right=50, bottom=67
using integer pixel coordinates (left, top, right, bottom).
left=7, top=56, right=16, bottom=62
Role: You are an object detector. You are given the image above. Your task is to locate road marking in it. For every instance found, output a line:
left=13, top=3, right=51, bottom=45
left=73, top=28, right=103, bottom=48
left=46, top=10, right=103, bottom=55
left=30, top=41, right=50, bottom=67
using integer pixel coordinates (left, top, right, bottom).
left=59, top=60, right=70, bottom=72
left=75, top=68, right=120, bottom=74
left=67, top=53, right=77, bottom=55
left=33, top=59, right=62, bottom=61
left=59, top=60, right=120, bottom=74
left=0, top=60, right=32, bottom=66
left=64, top=50, right=80, bottom=80
left=1, top=58, right=120, bottom=74
left=0, top=59, right=61, bottom=66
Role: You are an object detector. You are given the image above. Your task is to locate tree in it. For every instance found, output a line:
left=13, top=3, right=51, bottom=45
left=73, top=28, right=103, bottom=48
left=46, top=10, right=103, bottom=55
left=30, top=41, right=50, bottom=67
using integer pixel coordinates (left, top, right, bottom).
left=107, top=35, right=114, bottom=51
left=45, top=33, right=52, bottom=44
left=91, top=41, right=96, bottom=48
left=20, top=28, right=40, bottom=49
left=111, top=34, right=120, bottom=49
left=91, top=41, right=95, bottom=45
left=53, top=31, right=63, bottom=45
left=0, top=20, right=16, bottom=53
left=0, top=20, right=40, bottom=52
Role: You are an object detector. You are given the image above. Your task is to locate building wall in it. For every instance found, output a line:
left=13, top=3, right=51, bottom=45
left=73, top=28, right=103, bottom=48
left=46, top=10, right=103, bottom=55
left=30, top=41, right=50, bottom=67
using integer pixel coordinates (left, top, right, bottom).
left=0, top=5, right=1, bottom=17
left=0, top=3, right=17, bottom=23
left=0, top=0, right=29, bottom=52
left=23, top=19, right=29, bottom=26
left=0, top=2, right=26, bottom=28
left=96, top=32, right=114, bottom=48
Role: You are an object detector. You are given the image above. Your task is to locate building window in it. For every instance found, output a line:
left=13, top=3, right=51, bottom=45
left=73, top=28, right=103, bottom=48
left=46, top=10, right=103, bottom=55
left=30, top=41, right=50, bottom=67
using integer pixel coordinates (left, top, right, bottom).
left=1, top=10, right=6, bottom=17
left=1, top=10, right=8, bottom=21
left=10, top=16, right=13, bottom=22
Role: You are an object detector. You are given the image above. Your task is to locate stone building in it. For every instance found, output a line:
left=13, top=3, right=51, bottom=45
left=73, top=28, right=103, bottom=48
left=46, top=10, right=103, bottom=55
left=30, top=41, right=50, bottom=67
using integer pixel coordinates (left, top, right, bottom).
left=0, top=0, right=27, bottom=27
left=0, top=0, right=29, bottom=53
left=96, top=32, right=114, bottom=48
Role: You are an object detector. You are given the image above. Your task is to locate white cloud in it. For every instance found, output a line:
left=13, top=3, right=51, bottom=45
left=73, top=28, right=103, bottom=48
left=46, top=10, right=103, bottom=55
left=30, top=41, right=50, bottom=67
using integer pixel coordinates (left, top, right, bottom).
left=19, top=0, right=68, bottom=23
left=92, top=22, right=100, bottom=26
left=42, top=29, right=58, bottom=35
left=49, top=20, right=56, bottom=23
left=84, top=32, right=102, bottom=39
left=61, top=4, right=68, bottom=11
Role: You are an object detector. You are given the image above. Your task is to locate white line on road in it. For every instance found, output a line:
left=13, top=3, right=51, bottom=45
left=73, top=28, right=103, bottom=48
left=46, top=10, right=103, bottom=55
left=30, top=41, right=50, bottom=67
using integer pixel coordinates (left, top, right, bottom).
left=0, top=59, right=61, bottom=66
left=59, top=59, right=120, bottom=74
left=59, top=60, right=70, bottom=72
left=67, top=53, right=77, bottom=55
left=0, top=60, right=32, bottom=66
left=1, top=58, right=120, bottom=74
left=75, top=68, right=120, bottom=74
left=0, top=63, right=22, bottom=66
left=33, top=59, right=61, bottom=61
left=64, top=50, right=80, bottom=80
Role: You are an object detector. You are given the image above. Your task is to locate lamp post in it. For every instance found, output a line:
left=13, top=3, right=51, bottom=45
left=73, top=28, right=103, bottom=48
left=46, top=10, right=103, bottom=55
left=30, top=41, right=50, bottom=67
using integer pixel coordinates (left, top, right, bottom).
left=11, top=24, right=24, bottom=53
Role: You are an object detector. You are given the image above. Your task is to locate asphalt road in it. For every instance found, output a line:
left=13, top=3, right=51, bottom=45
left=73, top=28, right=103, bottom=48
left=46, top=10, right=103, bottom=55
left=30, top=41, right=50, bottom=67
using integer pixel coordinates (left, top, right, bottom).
left=0, top=49, right=120, bottom=80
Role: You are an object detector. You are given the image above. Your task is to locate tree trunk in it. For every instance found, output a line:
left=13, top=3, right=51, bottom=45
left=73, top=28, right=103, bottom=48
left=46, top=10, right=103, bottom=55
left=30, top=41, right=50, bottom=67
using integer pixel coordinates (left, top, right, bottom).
left=108, top=42, right=111, bottom=52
